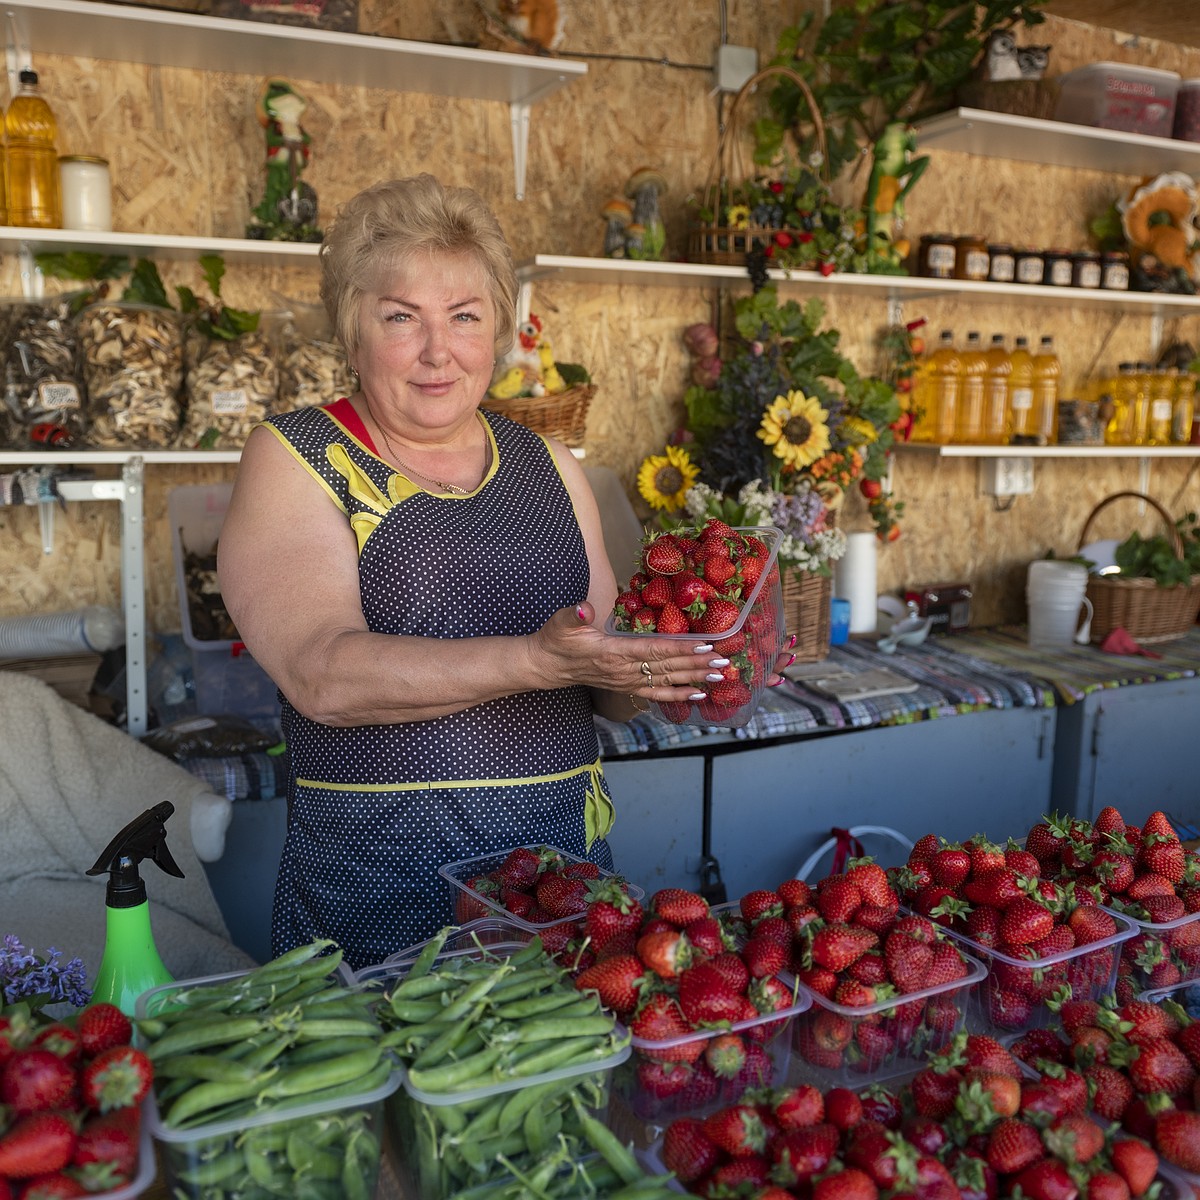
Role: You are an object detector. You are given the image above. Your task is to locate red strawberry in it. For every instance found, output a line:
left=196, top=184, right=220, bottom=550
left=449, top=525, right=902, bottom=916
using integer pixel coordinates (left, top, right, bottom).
left=1119, top=999, right=1181, bottom=1046
left=582, top=880, right=643, bottom=952
left=654, top=602, right=691, bottom=634
left=911, top=1064, right=963, bottom=1120
left=1067, top=905, right=1118, bottom=945
left=772, top=1122, right=840, bottom=1184
left=1128, top=1037, right=1196, bottom=1096
left=963, top=868, right=1024, bottom=909
left=707, top=950, right=750, bottom=995
left=0, top=1048, right=75, bottom=1114
left=1154, top=1109, right=1200, bottom=1173
left=644, top=534, right=685, bottom=576
left=682, top=915, right=726, bottom=959
left=574, top=953, right=644, bottom=1018
left=999, top=896, right=1055, bottom=945
left=846, top=860, right=895, bottom=907
left=535, top=872, right=588, bottom=919
left=1086, top=1171, right=1132, bottom=1200
left=1095, top=806, right=1126, bottom=835
left=709, top=1156, right=772, bottom=1193
left=661, top=1116, right=721, bottom=1183
left=1112, top=1134, right=1165, bottom=1192
left=694, top=598, right=741, bottom=636
left=773, top=1083, right=825, bottom=1130
left=740, top=888, right=784, bottom=923
left=16, top=1174, right=88, bottom=1199
left=824, top=1087, right=864, bottom=1131
left=1012, top=1158, right=1079, bottom=1200
left=742, top=934, right=789, bottom=980
left=810, top=923, right=878, bottom=972
left=883, top=930, right=935, bottom=994
left=778, top=878, right=812, bottom=908
left=456, top=873, right=500, bottom=921
left=0, top=1111, right=76, bottom=1177
left=1084, top=1064, right=1134, bottom=1122
left=817, top=877, right=863, bottom=923
left=656, top=699, right=693, bottom=723
left=72, top=1105, right=140, bottom=1178
left=677, top=961, right=745, bottom=1027
left=985, top=1116, right=1043, bottom=1174
left=1140, top=834, right=1185, bottom=885
left=630, top=993, right=702, bottom=1062
left=931, top=844, right=972, bottom=887
left=703, top=1103, right=769, bottom=1157
left=493, top=845, right=541, bottom=890
left=651, top=887, right=709, bottom=927
left=638, top=576, right=673, bottom=608
left=79, top=1045, right=153, bottom=1114
left=813, top=1166, right=879, bottom=1200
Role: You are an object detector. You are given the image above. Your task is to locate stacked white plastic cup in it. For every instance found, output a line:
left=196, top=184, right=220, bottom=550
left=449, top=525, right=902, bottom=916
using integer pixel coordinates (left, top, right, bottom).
left=1026, top=560, right=1093, bottom=647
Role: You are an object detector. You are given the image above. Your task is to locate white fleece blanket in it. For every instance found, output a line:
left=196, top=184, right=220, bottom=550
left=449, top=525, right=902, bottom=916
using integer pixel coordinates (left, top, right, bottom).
left=0, top=671, right=257, bottom=983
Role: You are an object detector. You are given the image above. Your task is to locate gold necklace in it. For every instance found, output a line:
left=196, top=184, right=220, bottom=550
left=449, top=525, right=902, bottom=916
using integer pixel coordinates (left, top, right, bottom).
left=376, top=422, right=470, bottom=495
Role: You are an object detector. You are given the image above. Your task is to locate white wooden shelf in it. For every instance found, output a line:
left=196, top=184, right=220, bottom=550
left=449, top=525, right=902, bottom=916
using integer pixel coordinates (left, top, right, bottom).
left=2, top=226, right=321, bottom=267
left=912, top=107, right=1200, bottom=176
left=3, top=0, right=587, bottom=200
left=517, top=255, right=1200, bottom=318
left=0, top=449, right=243, bottom=465
left=898, top=443, right=1200, bottom=459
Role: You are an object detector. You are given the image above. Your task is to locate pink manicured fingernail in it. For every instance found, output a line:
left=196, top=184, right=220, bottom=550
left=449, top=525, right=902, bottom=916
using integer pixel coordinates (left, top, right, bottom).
left=576, top=606, right=588, bottom=621
left=767, top=677, right=784, bottom=688
left=787, top=633, right=797, bottom=649
left=786, top=653, right=797, bottom=668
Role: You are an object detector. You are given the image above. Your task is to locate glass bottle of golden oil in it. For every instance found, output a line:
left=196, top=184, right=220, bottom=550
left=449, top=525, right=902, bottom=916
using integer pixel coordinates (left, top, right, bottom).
left=5, top=69, right=61, bottom=228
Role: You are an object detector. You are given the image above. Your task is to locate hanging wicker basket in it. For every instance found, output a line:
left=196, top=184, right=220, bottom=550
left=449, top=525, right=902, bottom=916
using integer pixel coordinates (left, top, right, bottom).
left=1076, top=491, right=1200, bottom=645
left=782, top=568, right=833, bottom=663
left=688, top=65, right=829, bottom=268
left=484, top=383, right=596, bottom=448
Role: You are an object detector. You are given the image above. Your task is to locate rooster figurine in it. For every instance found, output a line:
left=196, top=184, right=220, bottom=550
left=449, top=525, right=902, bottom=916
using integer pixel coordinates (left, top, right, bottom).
left=476, top=0, right=565, bottom=55
left=489, top=313, right=550, bottom=400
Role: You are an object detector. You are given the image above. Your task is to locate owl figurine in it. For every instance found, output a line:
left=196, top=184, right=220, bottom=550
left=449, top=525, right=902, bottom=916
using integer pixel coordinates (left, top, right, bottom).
left=982, top=30, right=1022, bottom=82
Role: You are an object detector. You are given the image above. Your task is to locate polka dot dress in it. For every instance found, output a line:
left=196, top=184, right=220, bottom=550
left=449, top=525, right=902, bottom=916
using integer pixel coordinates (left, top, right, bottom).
left=262, top=403, right=614, bottom=971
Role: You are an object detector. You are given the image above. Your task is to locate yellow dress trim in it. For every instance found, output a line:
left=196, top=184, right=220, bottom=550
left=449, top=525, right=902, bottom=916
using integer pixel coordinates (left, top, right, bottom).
left=296, top=757, right=615, bottom=847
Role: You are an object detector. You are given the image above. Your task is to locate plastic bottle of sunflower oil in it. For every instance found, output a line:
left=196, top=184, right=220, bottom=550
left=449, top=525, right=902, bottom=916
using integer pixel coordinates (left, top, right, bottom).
left=5, top=69, right=60, bottom=228
left=1031, top=335, right=1060, bottom=444
left=1006, top=336, right=1035, bottom=442
left=1130, top=362, right=1153, bottom=445
left=1172, top=372, right=1196, bottom=444
left=982, top=333, right=1011, bottom=444
left=955, top=331, right=987, bottom=444
left=1105, top=362, right=1137, bottom=445
left=1146, top=366, right=1176, bottom=446
left=908, top=340, right=938, bottom=443
left=930, top=330, right=961, bottom=444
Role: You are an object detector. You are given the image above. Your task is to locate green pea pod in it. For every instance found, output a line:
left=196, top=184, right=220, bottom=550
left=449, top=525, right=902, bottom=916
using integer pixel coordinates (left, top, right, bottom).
left=508, top=1014, right=615, bottom=1043
left=287, top=1035, right=377, bottom=1065
left=147, top=1015, right=272, bottom=1061
left=165, top=1070, right=279, bottom=1129
left=411, top=1001, right=489, bottom=1071
left=290, top=1016, right=382, bottom=1041
left=154, top=1053, right=260, bottom=1084
left=405, top=1043, right=504, bottom=1093
left=404, top=925, right=453, bottom=980
left=175, top=1145, right=245, bottom=1186
left=259, top=1043, right=381, bottom=1099
left=569, top=1092, right=642, bottom=1185
left=256, top=1057, right=394, bottom=1118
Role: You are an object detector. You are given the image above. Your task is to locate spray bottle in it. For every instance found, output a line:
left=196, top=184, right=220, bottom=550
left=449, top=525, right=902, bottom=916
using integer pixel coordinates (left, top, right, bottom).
left=86, top=801, right=184, bottom=1014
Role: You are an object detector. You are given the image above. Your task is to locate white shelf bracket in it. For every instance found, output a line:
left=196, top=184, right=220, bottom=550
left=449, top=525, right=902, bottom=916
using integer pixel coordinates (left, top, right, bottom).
left=886, top=295, right=904, bottom=328
left=56, top=460, right=148, bottom=737
left=1150, top=312, right=1165, bottom=358
left=1138, top=456, right=1151, bottom=498
left=510, top=101, right=531, bottom=201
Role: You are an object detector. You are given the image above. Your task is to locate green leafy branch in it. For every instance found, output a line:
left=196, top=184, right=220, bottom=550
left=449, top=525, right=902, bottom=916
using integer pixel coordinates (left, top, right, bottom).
left=178, top=254, right=260, bottom=341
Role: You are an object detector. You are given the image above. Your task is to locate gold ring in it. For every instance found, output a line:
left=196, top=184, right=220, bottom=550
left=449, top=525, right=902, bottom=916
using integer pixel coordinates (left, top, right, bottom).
left=639, top=661, right=653, bottom=689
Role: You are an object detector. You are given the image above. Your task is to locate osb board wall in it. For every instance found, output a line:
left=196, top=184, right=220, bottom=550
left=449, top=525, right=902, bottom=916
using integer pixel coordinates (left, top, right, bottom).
left=2, top=5, right=1200, bottom=638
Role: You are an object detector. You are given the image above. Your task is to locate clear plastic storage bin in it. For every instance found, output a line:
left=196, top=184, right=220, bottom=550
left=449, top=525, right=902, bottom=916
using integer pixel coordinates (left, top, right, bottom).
left=1103, top=904, right=1200, bottom=995
left=1055, top=62, right=1181, bottom=137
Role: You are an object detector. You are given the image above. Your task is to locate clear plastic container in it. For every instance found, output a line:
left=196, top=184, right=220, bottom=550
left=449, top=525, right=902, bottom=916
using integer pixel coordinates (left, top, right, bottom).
left=362, top=941, right=630, bottom=1200
left=1102, top=903, right=1200, bottom=994
left=790, top=951, right=986, bottom=1087
left=1055, top=62, right=1181, bottom=137
left=138, top=964, right=393, bottom=1200
left=437, top=842, right=645, bottom=932
left=604, top=526, right=784, bottom=730
left=369, top=915, right=539, bottom=970
left=935, top=911, right=1137, bottom=1033
left=90, top=1098, right=158, bottom=1200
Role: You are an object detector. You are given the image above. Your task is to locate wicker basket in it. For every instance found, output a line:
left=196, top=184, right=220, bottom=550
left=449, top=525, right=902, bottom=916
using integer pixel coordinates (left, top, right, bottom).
left=484, top=384, right=595, bottom=448
left=782, top=568, right=833, bottom=663
left=689, top=66, right=828, bottom=268
left=1076, top=491, right=1200, bottom=645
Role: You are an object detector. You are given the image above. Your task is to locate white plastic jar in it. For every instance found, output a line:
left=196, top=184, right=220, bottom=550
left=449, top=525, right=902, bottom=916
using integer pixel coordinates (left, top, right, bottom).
left=58, top=154, right=112, bottom=231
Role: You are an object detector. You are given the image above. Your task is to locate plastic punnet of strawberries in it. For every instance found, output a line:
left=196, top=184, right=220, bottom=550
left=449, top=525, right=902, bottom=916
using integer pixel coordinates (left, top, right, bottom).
left=892, top=829, right=1134, bottom=1032
left=1016, top=807, right=1200, bottom=999
left=450, top=843, right=642, bottom=949
left=779, top=859, right=981, bottom=1082
left=607, top=519, right=785, bottom=728
left=0, top=1001, right=152, bottom=1197
left=656, top=1030, right=1171, bottom=1200
left=571, top=885, right=806, bottom=1121
left=1005, top=987, right=1200, bottom=1179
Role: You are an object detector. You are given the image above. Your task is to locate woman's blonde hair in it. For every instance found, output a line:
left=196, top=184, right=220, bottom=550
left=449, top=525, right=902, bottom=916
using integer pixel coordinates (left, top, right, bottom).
left=319, top=174, right=518, bottom=362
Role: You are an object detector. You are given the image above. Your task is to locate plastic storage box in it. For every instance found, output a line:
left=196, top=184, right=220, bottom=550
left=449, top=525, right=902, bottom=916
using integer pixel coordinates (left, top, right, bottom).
left=789, top=952, right=987, bottom=1087
left=168, top=483, right=281, bottom=729
left=604, top=526, right=785, bottom=730
left=1104, top=904, right=1200, bottom=995
left=138, top=965, right=395, bottom=1200
left=91, top=1099, right=157, bottom=1200
left=938, top=911, right=1137, bottom=1034
left=1055, top=62, right=1181, bottom=137
left=438, top=843, right=645, bottom=931
left=359, top=938, right=630, bottom=1199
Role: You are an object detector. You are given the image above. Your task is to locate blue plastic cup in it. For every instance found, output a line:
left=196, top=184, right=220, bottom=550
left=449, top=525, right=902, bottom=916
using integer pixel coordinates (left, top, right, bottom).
left=830, top=597, right=851, bottom=645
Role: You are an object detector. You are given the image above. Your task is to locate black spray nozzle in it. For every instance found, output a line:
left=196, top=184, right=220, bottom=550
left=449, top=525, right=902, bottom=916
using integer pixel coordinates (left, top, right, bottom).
left=87, top=800, right=185, bottom=909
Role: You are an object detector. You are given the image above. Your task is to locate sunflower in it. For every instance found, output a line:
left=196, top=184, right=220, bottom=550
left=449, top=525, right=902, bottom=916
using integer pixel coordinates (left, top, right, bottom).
left=637, top=444, right=699, bottom=510
left=726, top=204, right=752, bottom=230
left=757, top=390, right=831, bottom=470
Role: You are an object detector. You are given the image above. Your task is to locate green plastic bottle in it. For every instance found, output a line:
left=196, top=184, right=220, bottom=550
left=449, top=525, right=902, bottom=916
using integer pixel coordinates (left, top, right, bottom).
left=86, top=801, right=182, bottom=1015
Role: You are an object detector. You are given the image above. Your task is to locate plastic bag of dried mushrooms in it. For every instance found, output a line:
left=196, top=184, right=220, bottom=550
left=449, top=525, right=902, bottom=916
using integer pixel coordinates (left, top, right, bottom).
left=0, top=296, right=87, bottom=447
left=76, top=301, right=185, bottom=448
left=277, top=308, right=355, bottom=411
left=178, top=321, right=281, bottom=450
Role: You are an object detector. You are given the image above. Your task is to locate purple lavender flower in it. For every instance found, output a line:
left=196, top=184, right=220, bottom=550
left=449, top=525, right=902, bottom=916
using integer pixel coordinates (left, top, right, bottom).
left=1, top=936, right=91, bottom=1010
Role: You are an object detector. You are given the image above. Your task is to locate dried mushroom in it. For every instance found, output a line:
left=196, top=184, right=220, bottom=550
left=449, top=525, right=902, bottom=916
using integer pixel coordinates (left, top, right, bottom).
left=278, top=320, right=355, bottom=411
left=77, top=302, right=184, bottom=448
left=181, top=544, right=240, bottom=642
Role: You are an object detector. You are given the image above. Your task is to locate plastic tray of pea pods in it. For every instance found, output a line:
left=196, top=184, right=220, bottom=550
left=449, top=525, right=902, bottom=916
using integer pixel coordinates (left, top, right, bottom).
left=358, top=932, right=631, bottom=1200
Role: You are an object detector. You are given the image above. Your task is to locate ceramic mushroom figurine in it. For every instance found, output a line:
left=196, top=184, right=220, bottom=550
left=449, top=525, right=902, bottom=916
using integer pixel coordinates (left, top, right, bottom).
left=624, top=166, right=668, bottom=260
left=600, top=196, right=633, bottom=258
